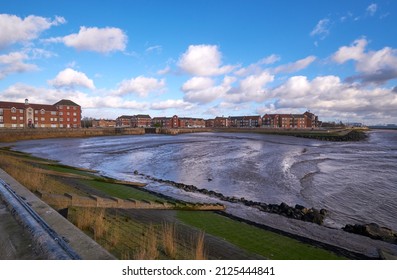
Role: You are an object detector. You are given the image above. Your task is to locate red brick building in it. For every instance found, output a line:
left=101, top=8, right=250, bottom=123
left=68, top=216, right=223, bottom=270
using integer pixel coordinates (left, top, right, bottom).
left=214, top=117, right=230, bottom=127
left=116, top=115, right=133, bottom=127
left=131, top=114, right=152, bottom=127
left=92, top=119, right=116, bottom=127
left=262, top=111, right=318, bottom=128
left=229, top=115, right=262, bottom=127
left=152, top=115, right=179, bottom=128
left=54, top=99, right=82, bottom=128
left=0, top=99, right=81, bottom=128
left=178, top=117, right=205, bottom=128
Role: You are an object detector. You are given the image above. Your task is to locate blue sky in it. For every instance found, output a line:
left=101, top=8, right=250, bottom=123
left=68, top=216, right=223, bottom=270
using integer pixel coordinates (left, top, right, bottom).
left=1, top=0, right=397, bottom=124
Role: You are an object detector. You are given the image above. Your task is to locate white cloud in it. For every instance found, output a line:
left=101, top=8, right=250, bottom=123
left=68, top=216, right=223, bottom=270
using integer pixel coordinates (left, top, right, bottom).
left=273, top=56, right=316, bottom=74
left=151, top=99, right=194, bottom=110
left=178, top=45, right=235, bottom=76
left=235, top=54, right=280, bottom=76
left=145, top=45, right=162, bottom=54
left=49, top=26, right=127, bottom=53
left=268, top=75, right=397, bottom=123
left=226, top=72, right=274, bottom=103
left=333, top=38, right=397, bottom=84
left=0, top=14, right=65, bottom=49
left=0, top=52, right=38, bottom=79
left=157, top=66, right=171, bottom=75
left=332, top=38, right=367, bottom=63
left=367, top=3, right=378, bottom=16
left=116, top=76, right=166, bottom=97
left=0, top=83, right=147, bottom=112
left=310, top=18, right=331, bottom=38
left=182, top=76, right=235, bottom=104
left=48, top=68, right=95, bottom=89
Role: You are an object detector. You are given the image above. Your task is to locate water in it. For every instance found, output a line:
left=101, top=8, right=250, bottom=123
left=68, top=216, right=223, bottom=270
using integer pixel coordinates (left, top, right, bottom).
left=11, top=130, right=397, bottom=231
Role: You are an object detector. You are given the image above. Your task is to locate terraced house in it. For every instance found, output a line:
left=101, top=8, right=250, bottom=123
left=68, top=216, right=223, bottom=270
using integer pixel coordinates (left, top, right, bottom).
left=0, top=99, right=81, bottom=128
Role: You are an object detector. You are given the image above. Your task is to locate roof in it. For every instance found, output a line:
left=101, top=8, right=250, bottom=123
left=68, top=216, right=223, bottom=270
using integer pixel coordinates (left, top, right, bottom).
left=134, top=114, right=151, bottom=118
left=53, top=99, right=80, bottom=107
left=117, top=115, right=134, bottom=119
left=0, top=101, right=57, bottom=111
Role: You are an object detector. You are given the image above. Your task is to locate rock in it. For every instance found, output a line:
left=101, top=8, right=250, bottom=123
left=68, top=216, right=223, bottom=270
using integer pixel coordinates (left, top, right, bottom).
left=343, top=223, right=397, bottom=244
left=133, top=170, right=139, bottom=175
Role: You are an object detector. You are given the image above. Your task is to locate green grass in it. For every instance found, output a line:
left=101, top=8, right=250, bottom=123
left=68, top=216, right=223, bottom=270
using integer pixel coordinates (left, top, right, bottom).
left=85, top=179, right=166, bottom=202
left=177, top=211, right=347, bottom=260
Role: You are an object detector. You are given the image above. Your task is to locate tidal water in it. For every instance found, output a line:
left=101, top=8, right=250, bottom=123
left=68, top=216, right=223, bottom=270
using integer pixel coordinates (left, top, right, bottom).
left=11, top=130, right=397, bottom=231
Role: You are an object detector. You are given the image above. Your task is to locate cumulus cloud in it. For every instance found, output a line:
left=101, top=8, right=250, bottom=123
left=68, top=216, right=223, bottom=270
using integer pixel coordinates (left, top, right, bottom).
left=48, top=68, right=95, bottom=89
left=178, top=45, right=235, bottom=76
left=116, top=76, right=165, bottom=97
left=48, top=26, right=127, bottom=53
left=310, top=18, right=331, bottom=38
left=333, top=38, right=397, bottom=84
left=273, top=56, right=316, bottom=74
left=269, top=75, right=397, bottom=123
left=0, top=83, right=148, bottom=111
left=332, top=38, right=367, bottom=63
left=226, top=72, right=274, bottom=103
left=182, top=76, right=235, bottom=104
left=150, top=99, right=194, bottom=110
left=0, top=14, right=65, bottom=49
left=0, top=52, right=38, bottom=79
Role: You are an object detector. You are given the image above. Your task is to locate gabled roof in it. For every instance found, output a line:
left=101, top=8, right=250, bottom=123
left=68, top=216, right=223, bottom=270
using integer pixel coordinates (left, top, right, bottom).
left=0, top=101, right=57, bottom=111
left=117, top=115, right=134, bottom=119
left=134, top=114, right=151, bottom=118
left=53, top=99, right=80, bottom=107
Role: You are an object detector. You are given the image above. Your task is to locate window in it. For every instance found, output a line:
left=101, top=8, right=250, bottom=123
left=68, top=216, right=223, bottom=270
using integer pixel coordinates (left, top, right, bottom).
left=35, top=110, right=38, bottom=114
left=11, top=116, right=17, bottom=120
left=0, top=108, right=3, bottom=115
left=59, top=105, right=63, bottom=109
left=73, top=118, right=77, bottom=122
left=12, top=124, right=17, bottom=127
left=51, top=111, right=57, bottom=115
left=41, top=117, right=45, bottom=121
left=67, top=112, right=70, bottom=115
left=60, top=118, right=63, bottom=121
left=35, top=117, right=38, bottom=121
left=11, top=107, right=16, bottom=113
left=19, top=116, right=23, bottom=120
left=41, top=109, right=45, bottom=114
left=67, top=106, right=70, bottom=109
left=67, top=118, right=70, bottom=122
left=73, top=112, right=77, bottom=116
left=60, top=112, right=63, bottom=116
left=0, top=116, right=3, bottom=123
left=19, top=109, right=23, bottom=113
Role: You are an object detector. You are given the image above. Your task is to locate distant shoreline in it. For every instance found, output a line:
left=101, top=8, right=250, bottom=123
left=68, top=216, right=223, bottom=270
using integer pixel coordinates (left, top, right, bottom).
left=0, top=126, right=368, bottom=142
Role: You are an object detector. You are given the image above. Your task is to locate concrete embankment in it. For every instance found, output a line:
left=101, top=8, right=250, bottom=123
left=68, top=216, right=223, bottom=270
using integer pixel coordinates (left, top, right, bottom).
left=0, top=168, right=115, bottom=259
left=0, top=127, right=145, bottom=142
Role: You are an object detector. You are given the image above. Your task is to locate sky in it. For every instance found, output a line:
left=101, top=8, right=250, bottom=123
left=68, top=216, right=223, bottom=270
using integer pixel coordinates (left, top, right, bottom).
left=1, top=0, right=397, bottom=124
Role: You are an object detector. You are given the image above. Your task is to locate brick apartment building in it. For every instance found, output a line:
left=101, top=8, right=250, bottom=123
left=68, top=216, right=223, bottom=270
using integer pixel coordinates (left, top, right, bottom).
left=229, top=115, right=262, bottom=127
left=92, top=119, right=117, bottom=127
left=151, top=115, right=179, bottom=128
left=178, top=117, right=205, bottom=128
left=0, top=99, right=81, bottom=128
left=262, top=111, right=318, bottom=128
left=131, top=114, right=152, bottom=127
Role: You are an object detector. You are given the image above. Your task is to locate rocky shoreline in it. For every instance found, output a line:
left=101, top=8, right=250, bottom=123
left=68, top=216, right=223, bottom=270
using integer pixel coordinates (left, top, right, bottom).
left=135, top=170, right=328, bottom=225
left=343, top=223, right=397, bottom=244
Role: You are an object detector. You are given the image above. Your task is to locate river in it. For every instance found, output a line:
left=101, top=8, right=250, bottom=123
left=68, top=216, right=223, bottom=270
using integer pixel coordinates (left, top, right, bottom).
left=11, top=130, right=397, bottom=232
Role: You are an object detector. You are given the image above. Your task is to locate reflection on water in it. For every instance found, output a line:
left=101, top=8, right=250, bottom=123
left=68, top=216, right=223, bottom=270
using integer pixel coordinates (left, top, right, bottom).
left=12, top=130, right=397, bottom=230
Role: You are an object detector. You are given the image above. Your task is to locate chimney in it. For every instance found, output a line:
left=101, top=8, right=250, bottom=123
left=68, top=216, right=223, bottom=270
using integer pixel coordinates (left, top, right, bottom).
left=25, top=98, right=29, bottom=105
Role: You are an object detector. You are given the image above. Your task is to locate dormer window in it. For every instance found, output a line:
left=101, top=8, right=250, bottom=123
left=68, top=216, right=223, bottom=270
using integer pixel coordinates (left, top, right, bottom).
left=11, top=107, right=16, bottom=113
left=41, top=109, right=45, bottom=114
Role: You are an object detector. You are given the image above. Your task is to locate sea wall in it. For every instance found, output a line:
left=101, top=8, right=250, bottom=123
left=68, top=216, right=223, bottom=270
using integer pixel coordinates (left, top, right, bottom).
left=0, top=127, right=145, bottom=142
